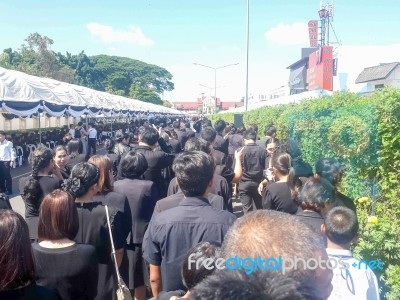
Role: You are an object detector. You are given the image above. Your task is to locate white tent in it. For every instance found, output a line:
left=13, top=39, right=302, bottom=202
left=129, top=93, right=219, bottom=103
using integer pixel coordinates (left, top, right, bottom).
left=0, top=67, right=184, bottom=118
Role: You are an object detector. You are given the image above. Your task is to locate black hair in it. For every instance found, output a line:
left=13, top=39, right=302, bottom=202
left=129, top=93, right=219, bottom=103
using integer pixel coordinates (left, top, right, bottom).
left=297, top=178, right=335, bottom=213
left=120, top=151, right=148, bottom=179
left=315, top=158, right=345, bottom=187
left=115, top=132, right=130, bottom=143
left=104, top=139, right=115, bottom=152
left=247, top=124, right=258, bottom=134
left=63, top=162, right=100, bottom=198
left=140, top=127, right=159, bottom=146
left=66, top=139, right=83, bottom=156
left=22, top=147, right=53, bottom=207
left=265, top=137, right=279, bottom=147
left=0, top=210, right=34, bottom=291
left=214, top=120, right=226, bottom=133
left=200, top=127, right=217, bottom=143
left=191, top=268, right=322, bottom=300
left=243, top=130, right=256, bottom=141
left=184, top=137, right=211, bottom=154
left=0, top=130, right=6, bottom=136
left=172, top=121, right=180, bottom=129
left=173, top=151, right=214, bottom=197
left=324, top=206, right=359, bottom=245
left=203, top=119, right=212, bottom=127
left=264, top=124, right=277, bottom=137
left=53, top=145, right=67, bottom=157
left=182, top=242, right=221, bottom=290
left=271, top=152, right=301, bottom=200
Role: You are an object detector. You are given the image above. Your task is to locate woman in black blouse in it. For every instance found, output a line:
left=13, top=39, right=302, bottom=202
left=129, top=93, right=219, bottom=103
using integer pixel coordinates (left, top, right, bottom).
left=63, top=162, right=125, bottom=300
left=32, top=189, right=98, bottom=300
left=0, top=210, right=60, bottom=300
left=262, top=152, right=301, bottom=214
left=19, top=147, right=62, bottom=240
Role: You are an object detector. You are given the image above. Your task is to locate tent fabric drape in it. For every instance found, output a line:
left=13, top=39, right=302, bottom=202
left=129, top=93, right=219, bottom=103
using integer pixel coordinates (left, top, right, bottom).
left=0, top=67, right=184, bottom=117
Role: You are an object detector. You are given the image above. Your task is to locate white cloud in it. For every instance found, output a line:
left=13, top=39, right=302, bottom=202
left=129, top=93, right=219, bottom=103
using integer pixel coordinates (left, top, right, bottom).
left=265, top=22, right=308, bottom=46
left=87, top=23, right=154, bottom=46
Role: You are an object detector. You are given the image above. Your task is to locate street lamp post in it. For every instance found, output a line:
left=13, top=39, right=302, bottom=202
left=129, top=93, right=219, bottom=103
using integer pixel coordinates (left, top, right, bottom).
left=193, top=62, right=239, bottom=113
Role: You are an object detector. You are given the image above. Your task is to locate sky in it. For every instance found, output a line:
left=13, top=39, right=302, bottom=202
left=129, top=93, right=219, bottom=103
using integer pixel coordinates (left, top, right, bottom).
left=0, top=0, right=399, bottom=103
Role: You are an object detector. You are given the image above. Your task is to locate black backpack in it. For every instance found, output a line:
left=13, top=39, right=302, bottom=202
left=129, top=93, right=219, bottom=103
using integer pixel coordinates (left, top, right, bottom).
left=75, top=127, right=82, bottom=139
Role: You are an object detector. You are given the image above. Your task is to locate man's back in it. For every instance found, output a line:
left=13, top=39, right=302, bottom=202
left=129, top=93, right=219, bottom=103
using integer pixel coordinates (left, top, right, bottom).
left=327, top=248, right=380, bottom=300
left=143, top=197, right=236, bottom=292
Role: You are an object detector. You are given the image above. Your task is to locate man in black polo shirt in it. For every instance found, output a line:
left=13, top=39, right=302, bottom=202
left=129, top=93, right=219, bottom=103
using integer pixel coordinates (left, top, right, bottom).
left=143, top=151, right=236, bottom=298
left=238, top=129, right=266, bottom=214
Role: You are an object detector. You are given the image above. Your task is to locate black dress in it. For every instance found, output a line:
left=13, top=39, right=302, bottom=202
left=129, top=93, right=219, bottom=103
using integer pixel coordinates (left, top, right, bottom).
left=74, top=201, right=125, bottom=300
left=19, top=175, right=62, bottom=240
left=262, top=181, right=299, bottom=214
left=32, top=243, right=98, bottom=300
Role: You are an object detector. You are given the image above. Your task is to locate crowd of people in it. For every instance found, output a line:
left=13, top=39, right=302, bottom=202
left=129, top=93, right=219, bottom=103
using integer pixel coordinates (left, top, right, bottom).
left=0, top=117, right=380, bottom=300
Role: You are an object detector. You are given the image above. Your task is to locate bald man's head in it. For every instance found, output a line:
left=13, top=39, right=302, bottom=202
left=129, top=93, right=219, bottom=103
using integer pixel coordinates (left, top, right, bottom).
left=222, top=210, right=332, bottom=299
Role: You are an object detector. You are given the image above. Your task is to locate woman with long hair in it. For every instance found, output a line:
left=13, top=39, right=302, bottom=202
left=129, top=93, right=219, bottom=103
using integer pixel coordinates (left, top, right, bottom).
left=0, top=210, right=59, bottom=299
left=262, top=152, right=302, bottom=214
left=19, top=147, right=62, bottom=240
left=32, top=189, right=98, bottom=300
left=63, top=162, right=125, bottom=300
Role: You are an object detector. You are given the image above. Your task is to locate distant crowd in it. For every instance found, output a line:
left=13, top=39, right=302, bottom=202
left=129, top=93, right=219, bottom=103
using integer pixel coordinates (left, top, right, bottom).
left=0, top=117, right=380, bottom=300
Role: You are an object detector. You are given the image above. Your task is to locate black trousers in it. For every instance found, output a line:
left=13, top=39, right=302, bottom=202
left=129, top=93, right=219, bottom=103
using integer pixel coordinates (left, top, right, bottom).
left=0, top=161, right=12, bottom=193
left=238, top=180, right=262, bottom=214
left=87, top=138, right=97, bottom=156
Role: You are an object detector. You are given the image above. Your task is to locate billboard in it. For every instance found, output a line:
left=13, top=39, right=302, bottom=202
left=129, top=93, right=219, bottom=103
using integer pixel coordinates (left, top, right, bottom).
left=307, top=46, right=333, bottom=91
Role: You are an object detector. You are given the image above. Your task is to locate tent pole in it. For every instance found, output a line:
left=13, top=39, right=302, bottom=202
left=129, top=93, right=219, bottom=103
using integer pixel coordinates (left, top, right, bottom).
left=39, top=113, right=42, bottom=144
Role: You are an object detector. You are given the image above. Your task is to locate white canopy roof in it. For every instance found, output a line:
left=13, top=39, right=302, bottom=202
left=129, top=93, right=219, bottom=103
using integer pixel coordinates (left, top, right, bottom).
left=0, top=67, right=183, bottom=117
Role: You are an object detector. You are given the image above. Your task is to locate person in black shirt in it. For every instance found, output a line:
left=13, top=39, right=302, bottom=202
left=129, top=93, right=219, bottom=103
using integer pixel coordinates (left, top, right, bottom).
left=315, top=158, right=356, bottom=212
left=53, top=145, right=70, bottom=179
left=63, top=162, right=125, bottom=300
left=135, top=127, right=175, bottom=199
left=66, top=139, right=87, bottom=170
left=104, top=139, right=120, bottom=179
left=238, top=130, right=266, bottom=213
left=143, top=151, right=236, bottom=298
left=214, top=119, right=229, bottom=156
left=262, top=152, right=301, bottom=214
left=114, top=151, right=159, bottom=299
left=32, top=190, right=98, bottom=300
left=19, top=147, right=62, bottom=240
left=296, top=177, right=336, bottom=235
left=0, top=210, right=60, bottom=300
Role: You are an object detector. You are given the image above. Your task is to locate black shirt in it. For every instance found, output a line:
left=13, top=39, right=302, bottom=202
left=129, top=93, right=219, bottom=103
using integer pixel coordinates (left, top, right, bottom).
left=143, top=197, right=236, bottom=292
left=32, top=243, right=98, bottom=300
left=74, top=202, right=125, bottom=300
left=135, top=145, right=175, bottom=198
left=214, top=134, right=229, bottom=155
left=0, top=283, right=60, bottom=300
left=262, top=182, right=299, bottom=214
left=167, top=176, right=232, bottom=212
left=295, top=209, right=324, bottom=233
left=113, top=178, right=159, bottom=244
left=66, top=154, right=87, bottom=170
left=152, top=192, right=226, bottom=217
left=240, top=143, right=267, bottom=182
left=19, top=175, right=61, bottom=240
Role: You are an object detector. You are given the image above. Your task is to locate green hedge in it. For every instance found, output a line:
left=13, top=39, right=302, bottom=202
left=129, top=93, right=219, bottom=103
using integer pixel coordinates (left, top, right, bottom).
left=210, top=87, right=400, bottom=300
